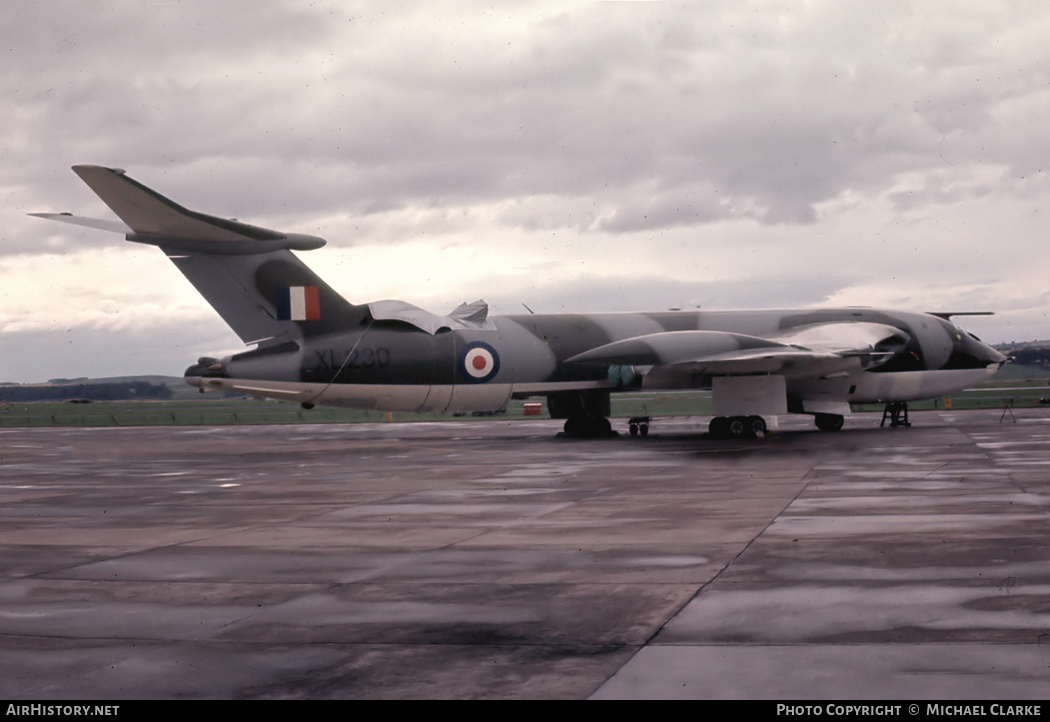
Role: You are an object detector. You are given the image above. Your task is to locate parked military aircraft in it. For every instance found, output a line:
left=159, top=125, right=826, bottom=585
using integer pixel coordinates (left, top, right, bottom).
left=32, top=166, right=1006, bottom=437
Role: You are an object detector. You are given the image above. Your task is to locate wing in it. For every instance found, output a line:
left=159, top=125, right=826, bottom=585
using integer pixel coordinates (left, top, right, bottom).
left=565, top=322, right=909, bottom=379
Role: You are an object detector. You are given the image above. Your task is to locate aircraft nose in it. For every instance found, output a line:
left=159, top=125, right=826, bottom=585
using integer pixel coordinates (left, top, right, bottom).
left=942, top=330, right=1007, bottom=371
left=968, top=337, right=1007, bottom=368
left=986, top=345, right=1008, bottom=366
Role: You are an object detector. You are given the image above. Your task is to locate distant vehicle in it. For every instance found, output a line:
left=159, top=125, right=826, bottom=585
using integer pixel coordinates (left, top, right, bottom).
left=33, top=166, right=1006, bottom=437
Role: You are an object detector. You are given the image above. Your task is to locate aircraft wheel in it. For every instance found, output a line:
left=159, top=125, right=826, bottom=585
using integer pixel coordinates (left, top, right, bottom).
left=814, top=413, right=844, bottom=432
left=747, top=415, right=767, bottom=437
left=640, top=423, right=649, bottom=437
left=563, top=417, right=584, bottom=437
left=564, top=416, right=614, bottom=438
left=629, top=423, right=638, bottom=437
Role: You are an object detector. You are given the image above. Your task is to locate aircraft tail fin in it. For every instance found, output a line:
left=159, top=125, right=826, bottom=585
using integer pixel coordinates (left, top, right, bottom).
left=161, top=247, right=367, bottom=346
left=37, top=165, right=366, bottom=346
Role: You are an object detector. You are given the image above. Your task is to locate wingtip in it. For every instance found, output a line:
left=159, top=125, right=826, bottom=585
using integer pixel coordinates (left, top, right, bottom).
left=71, top=165, right=126, bottom=176
left=927, top=311, right=996, bottom=320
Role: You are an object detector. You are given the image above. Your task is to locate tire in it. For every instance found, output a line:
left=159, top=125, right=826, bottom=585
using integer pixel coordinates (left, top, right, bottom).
left=592, top=416, right=612, bottom=436
left=814, top=413, right=844, bottom=432
left=564, top=416, right=612, bottom=438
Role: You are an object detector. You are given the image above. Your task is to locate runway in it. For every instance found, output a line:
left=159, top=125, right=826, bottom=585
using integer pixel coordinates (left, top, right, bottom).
left=2, top=410, right=1049, bottom=699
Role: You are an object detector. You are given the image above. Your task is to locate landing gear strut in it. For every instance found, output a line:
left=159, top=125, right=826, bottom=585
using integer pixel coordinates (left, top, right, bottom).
left=881, top=402, right=911, bottom=428
left=708, top=415, right=767, bottom=439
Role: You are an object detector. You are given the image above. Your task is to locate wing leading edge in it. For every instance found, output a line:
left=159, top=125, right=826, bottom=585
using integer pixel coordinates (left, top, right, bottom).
left=566, top=322, right=909, bottom=379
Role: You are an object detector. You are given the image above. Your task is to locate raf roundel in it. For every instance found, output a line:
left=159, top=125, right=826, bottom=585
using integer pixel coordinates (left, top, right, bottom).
left=459, top=342, right=500, bottom=383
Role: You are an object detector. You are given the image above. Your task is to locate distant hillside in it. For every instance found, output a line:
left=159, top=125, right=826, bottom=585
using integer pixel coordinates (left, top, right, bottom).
left=995, top=340, right=1050, bottom=350
left=0, top=380, right=173, bottom=402
left=45, top=374, right=185, bottom=386
left=0, top=375, right=247, bottom=402
left=997, top=340, right=1050, bottom=366
left=989, top=341, right=1050, bottom=380
left=1003, top=347, right=1050, bottom=369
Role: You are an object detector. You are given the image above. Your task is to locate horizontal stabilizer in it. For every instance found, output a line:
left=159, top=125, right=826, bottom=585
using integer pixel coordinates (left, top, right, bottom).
left=27, top=213, right=129, bottom=234
left=56, top=165, right=326, bottom=254
left=926, top=311, right=994, bottom=320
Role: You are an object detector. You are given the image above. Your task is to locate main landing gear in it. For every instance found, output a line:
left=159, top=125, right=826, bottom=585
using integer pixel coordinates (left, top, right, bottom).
left=562, top=415, right=615, bottom=438
left=814, top=413, right=844, bottom=432
left=708, top=415, right=767, bottom=439
left=881, top=401, right=911, bottom=428
left=549, top=390, right=617, bottom=439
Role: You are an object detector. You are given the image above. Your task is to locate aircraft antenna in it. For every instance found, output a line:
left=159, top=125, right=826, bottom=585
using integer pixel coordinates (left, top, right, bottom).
left=316, top=319, right=375, bottom=399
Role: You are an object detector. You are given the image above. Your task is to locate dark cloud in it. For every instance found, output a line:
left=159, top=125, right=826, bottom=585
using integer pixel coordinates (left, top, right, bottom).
left=3, top=1, right=1050, bottom=379
left=9, top=1, right=1047, bottom=233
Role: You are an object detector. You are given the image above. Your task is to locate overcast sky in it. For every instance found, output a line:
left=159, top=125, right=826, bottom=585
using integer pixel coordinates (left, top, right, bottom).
left=3, top=1, right=1049, bottom=382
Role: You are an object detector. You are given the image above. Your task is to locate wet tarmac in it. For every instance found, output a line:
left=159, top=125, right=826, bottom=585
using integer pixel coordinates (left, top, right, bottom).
left=1, top=409, right=1049, bottom=699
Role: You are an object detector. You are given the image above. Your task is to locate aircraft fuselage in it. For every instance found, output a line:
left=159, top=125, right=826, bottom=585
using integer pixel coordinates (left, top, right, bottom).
left=184, top=306, right=1005, bottom=416
left=35, top=165, right=1005, bottom=434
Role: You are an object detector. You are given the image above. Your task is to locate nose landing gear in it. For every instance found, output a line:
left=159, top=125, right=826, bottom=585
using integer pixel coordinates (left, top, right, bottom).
left=627, top=416, right=651, bottom=437
left=880, top=402, right=911, bottom=428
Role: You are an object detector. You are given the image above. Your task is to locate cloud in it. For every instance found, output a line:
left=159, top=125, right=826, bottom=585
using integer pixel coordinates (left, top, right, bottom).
left=3, top=1, right=1050, bottom=379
